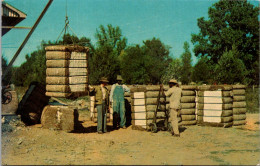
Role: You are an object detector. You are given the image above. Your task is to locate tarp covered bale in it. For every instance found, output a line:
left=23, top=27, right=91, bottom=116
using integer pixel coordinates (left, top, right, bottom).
left=17, top=82, right=50, bottom=125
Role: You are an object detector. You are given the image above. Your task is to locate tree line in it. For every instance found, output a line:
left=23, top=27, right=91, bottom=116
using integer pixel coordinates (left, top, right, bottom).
left=2, top=0, right=259, bottom=86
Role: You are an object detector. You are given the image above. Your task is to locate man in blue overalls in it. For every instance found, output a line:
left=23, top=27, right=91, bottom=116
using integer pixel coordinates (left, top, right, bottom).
left=110, top=75, right=130, bottom=129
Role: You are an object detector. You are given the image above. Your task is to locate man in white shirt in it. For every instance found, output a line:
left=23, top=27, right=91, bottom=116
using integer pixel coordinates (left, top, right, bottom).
left=110, top=75, right=130, bottom=129
left=163, top=79, right=182, bottom=137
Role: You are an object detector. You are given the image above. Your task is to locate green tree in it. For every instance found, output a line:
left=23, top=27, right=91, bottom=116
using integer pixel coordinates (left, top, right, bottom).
left=142, top=38, right=171, bottom=84
left=95, top=24, right=127, bottom=56
left=215, top=47, right=247, bottom=84
left=89, top=24, right=127, bottom=84
left=191, top=56, right=214, bottom=84
left=191, top=0, right=259, bottom=84
left=180, top=42, right=192, bottom=84
left=1, top=56, right=13, bottom=85
left=161, top=58, right=181, bottom=84
left=121, top=45, right=149, bottom=84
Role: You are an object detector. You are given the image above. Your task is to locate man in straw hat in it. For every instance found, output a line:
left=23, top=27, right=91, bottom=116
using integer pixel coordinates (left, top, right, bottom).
left=162, top=79, right=182, bottom=137
left=110, top=75, right=130, bottom=129
left=89, top=77, right=110, bottom=134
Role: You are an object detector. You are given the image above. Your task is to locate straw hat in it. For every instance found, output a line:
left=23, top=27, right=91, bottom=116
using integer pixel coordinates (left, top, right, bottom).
left=117, top=75, right=123, bottom=81
left=169, top=79, right=178, bottom=84
left=100, top=77, right=109, bottom=83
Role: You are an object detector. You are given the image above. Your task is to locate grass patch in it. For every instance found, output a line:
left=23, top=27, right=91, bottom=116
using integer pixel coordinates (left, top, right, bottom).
left=207, top=156, right=229, bottom=165
left=246, top=86, right=259, bottom=113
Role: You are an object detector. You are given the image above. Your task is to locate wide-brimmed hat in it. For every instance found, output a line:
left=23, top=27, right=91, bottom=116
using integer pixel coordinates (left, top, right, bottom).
left=117, top=75, right=123, bottom=81
left=100, top=77, right=109, bottom=83
left=169, top=79, right=178, bottom=84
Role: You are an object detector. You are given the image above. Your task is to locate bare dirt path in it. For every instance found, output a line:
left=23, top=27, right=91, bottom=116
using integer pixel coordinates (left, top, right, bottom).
left=2, top=113, right=259, bottom=165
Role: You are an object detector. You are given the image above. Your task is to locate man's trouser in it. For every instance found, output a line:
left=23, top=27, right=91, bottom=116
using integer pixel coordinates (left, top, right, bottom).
left=169, top=108, right=179, bottom=135
left=113, top=99, right=126, bottom=127
left=96, top=101, right=107, bottom=133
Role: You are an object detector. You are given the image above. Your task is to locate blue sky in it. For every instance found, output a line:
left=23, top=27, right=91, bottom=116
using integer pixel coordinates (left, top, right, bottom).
left=1, top=0, right=258, bottom=66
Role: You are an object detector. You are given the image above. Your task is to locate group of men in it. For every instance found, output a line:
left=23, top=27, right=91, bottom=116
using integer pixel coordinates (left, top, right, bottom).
left=90, top=76, right=182, bottom=137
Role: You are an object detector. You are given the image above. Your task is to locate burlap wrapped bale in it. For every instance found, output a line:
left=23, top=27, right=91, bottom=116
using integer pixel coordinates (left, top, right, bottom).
left=146, top=105, right=166, bottom=111
left=233, top=102, right=246, bottom=108
left=233, top=96, right=246, bottom=101
left=181, top=120, right=197, bottom=125
left=181, top=115, right=196, bottom=121
left=45, top=92, right=71, bottom=98
left=232, top=85, right=246, bottom=89
left=182, top=90, right=196, bottom=96
left=232, top=89, right=246, bottom=95
left=233, top=114, right=246, bottom=121
left=233, top=120, right=246, bottom=126
left=46, top=51, right=71, bottom=60
left=146, top=111, right=166, bottom=119
left=233, top=108, right=247, bottom=114
left=181, top=85, right=197, bottom=90
left=41, top=105, right=79, bottom=132
left=197, top=85, right=232, bottom=91
left=181, top=103, right=196, bottom=109
left=180, top=109, right=195, bottom=115
left=46, top=76, right=69, bottom=85
left=181, top=96, right=195, bottom=103
left=46, top=85, right=70, bottom=92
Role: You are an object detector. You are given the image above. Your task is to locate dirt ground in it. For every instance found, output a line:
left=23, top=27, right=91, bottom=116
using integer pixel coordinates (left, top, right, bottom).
left=1, top=112, right=260, bottom=165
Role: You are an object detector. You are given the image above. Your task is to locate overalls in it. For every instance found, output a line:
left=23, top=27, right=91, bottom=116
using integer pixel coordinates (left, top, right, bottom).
left=113, top=85, right=126, bottom=127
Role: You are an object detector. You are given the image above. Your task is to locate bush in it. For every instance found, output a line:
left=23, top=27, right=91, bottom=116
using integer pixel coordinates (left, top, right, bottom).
left=246, top=86, right=259, bottom=113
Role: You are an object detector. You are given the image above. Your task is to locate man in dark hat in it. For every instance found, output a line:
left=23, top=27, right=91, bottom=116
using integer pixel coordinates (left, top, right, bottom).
left=162, top=79, right=182, bottom=137
left=89, top=77, right=109, bottom=134
left=110, top=75, right=130, bottom=129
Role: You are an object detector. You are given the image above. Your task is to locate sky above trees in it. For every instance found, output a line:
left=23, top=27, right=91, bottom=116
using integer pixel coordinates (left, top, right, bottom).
left=2, top=0, right=258, bottom=67
left=1, top=0, right=219, bottom=66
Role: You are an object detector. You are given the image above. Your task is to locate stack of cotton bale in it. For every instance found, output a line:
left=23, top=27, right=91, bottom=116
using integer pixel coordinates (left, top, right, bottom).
left=180, top=85, right=197, bottom=125
left=146, top=85, right=167, bottom=129
left=45, top=45, right=89, bottom=98
left=232, top=85, right=247, bottom=126
left=130, top=87, right=147, bottom=130
left=197, top=85, right=233, bottom=127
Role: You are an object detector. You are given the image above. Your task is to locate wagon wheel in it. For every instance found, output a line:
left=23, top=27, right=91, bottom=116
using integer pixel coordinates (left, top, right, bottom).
left=150, top=123, right=158, bottom=133
left=2, top=91, right=12, bottom=104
